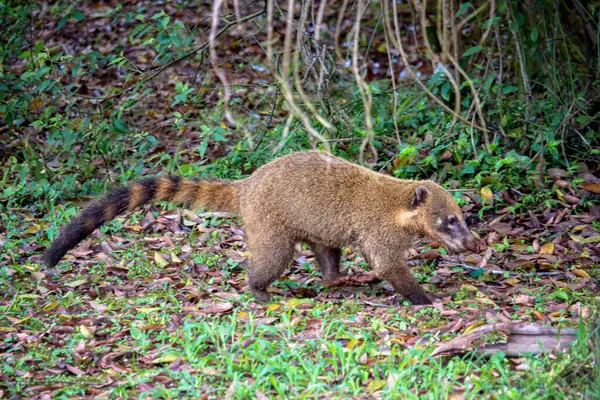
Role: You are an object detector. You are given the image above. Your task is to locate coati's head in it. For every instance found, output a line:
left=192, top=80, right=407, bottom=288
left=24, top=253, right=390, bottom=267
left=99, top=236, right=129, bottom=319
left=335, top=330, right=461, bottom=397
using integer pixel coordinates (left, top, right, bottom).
left=408, top=182, right=478, bottom=253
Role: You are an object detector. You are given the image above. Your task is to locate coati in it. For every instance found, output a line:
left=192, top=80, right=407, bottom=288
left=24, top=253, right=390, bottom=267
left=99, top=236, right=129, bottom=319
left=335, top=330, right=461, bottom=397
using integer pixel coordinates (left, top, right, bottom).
left=44, top=151, right=478, bottom=305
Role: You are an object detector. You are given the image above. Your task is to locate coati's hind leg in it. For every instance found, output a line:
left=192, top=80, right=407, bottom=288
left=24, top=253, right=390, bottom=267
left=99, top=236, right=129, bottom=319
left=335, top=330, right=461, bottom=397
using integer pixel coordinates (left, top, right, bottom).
left=246, top=230, right=295, bottom=303
left=309, top=242, right=344, bottom=285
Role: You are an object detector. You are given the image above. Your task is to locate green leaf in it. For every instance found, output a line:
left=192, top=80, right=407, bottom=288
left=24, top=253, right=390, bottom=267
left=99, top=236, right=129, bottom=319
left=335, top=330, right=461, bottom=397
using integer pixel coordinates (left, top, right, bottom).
left=441, top=82, right=451, bottom=101
left=530, top=27, right=538, bottom=42
left=72, top=11, right=85, bottom=21
left=501, top=85, right=519, bottom=95
left=460, top=164, right=475, bottom=176
left=157, top=31, right=170, bottom=45
left=576, top=115, right=591, bottom=125
left=152, top=353, right=180, bottom=364
left=158, top=15, right=171, bottom=29
left=551, top=290, right=569, bottom=301
left=470, top=268, right=485, bottom=278
left=57, top=16, right=67, bottom=30
left=484, top=74, right=495, bottom=91
left=198, top=137, right=208, bottom=158
left=463, top=45, right=483, bottom=58
left=456, top=2, right=472, bottom=17
left=113, top=118, right=128, bottom=133
left=37, top=79, right=54, bottom=93
left=212, top=132, right=227, bottom=142
left=130, top=326, right=143, bottom=340
left=130, top=24, right=146, bottom=38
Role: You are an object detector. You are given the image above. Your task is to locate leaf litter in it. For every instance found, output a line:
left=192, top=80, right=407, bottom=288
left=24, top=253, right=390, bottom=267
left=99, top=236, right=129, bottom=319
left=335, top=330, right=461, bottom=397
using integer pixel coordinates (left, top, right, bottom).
left=2, top=185, right=599, bottom=396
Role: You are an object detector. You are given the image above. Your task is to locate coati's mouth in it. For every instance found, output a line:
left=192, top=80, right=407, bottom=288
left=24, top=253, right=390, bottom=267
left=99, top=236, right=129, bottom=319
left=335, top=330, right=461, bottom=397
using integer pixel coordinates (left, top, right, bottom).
left=440, top=235, right=479, bottom=253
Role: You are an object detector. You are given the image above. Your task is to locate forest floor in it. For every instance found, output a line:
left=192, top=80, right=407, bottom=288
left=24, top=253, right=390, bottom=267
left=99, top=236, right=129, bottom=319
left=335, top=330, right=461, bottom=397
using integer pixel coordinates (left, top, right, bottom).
left=2, top=169, right=600, bottom=398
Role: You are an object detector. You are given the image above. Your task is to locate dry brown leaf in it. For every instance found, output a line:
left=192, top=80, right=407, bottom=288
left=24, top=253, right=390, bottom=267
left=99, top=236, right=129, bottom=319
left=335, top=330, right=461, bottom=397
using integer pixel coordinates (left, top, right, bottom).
left=154, top=252, right=169, bottom=268
left=532, top=311, right=545, bottom=320
left=563, top=194, right=580, bottom=205
left=580, top=181, right=600, bottom=194
left=547, top=168, right=569, bottom=179
left=480, top=187, right=494, bottom=202
left=65, top=364, right=86, bottom=376
left=514, top=294, right=536, bottom=306
left=200, top=302, right=234, bottom=315
left=539, top=243, right=554, bottom=255
left=572, top=268, right=591, bottom=278
left=66, top=279, right=87, bottom=288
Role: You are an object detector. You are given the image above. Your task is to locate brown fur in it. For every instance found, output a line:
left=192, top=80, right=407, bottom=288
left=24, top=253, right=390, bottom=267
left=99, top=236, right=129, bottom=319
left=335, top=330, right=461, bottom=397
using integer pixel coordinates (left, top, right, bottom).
left=45, top=151, right=477, bottom=305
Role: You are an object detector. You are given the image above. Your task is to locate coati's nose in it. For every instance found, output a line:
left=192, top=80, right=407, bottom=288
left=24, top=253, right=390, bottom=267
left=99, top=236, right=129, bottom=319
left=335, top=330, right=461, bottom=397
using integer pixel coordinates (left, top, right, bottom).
left=464, top=237, right=479, bottom=252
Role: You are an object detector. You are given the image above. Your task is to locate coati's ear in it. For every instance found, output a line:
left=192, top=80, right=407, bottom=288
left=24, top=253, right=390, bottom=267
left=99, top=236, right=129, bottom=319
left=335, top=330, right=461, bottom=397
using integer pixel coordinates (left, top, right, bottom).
left=411, top=185, right=430, bottom=207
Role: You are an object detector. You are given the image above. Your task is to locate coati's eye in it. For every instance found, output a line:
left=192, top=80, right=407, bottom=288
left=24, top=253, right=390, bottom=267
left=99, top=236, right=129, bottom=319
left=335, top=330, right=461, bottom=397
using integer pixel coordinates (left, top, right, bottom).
left=447, top=215, right=457, bottom=225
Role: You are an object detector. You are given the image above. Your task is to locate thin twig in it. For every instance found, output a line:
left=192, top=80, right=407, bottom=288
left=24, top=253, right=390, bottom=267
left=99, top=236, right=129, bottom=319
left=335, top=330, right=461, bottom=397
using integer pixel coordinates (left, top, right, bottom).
left=292, top=0, right=335, bottom=131
left=478, top=0, right=495, bottom=46
left=416, top=0, right=462, bottom=129
left=333, top=0, right=350, bottom=63
left=383, top=0, right=489, bottom=133
left=382, top=10, right=401, bottom=143
left=507, top=1, right=532, bottom=138
left=470, top=113, right=478, bottom=159
left=352, top=0, right=377, bottom=165
left=494, top=22, right=503, bottom=101
left=210, top=0, right=236, bottom=126
left=434, top=0, right=491, bottom=152
left=457, top=0, right=489, bottom=29
left=556, top=100, right=577, bottom=167
left=266, top=0, right=331, bottom=151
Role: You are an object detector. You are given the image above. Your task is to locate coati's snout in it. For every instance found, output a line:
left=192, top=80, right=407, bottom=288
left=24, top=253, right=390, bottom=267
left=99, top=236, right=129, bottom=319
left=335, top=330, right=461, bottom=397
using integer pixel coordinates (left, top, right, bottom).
left=432, top=212, right=478, bottom=253
left=411, top=184, right=479, bottom=253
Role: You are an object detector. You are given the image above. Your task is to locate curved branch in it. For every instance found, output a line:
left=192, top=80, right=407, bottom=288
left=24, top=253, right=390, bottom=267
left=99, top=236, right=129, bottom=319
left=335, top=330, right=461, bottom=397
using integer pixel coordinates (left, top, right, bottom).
left=383, top=0, right=489, bottom=134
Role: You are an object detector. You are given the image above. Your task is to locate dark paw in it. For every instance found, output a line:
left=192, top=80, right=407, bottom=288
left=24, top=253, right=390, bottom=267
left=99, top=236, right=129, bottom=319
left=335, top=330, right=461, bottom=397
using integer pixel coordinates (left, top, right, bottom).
left=407, top=292, right=434, bottom=305
left=322, top=273, right=348, bottom=287
left=324, top=271, right=379, bottom=287
left=251, top=288, right=271, bottom=303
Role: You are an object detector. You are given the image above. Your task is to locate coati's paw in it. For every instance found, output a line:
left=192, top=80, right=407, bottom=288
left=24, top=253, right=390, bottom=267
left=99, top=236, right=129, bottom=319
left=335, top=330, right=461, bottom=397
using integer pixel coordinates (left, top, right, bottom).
left=250, top=288, right=271, bottom=303
left=322, top=273, right=348, bottom=287
left=406, top=292, right=434, bottom=305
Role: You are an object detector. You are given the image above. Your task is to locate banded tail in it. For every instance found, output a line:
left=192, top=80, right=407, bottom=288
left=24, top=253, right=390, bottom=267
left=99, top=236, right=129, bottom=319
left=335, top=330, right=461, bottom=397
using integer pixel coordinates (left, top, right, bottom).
left=44, top=176, right=239, bottom=267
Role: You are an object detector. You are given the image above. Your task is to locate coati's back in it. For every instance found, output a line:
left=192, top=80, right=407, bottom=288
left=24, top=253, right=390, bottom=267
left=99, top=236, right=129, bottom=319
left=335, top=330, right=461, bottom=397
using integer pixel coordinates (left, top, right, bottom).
left=237, top=151, right=423, bottom=247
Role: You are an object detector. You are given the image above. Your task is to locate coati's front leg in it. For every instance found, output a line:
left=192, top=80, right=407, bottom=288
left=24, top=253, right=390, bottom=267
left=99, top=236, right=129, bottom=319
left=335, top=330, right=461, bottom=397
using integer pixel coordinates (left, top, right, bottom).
left=246, top=229, right=295, bottom=303
left=369, top=252, right=432, bottom=305
left=309, top=242, right=344, bottom=285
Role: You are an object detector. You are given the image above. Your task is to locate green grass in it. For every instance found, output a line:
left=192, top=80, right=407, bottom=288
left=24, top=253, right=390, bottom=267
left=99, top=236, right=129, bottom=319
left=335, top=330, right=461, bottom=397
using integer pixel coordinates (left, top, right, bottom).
left=1, top=278, right=597, bottom=399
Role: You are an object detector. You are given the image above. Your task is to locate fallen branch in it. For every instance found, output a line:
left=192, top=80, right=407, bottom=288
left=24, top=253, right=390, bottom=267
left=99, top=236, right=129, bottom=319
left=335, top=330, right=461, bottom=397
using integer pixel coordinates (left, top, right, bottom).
left=431, top=322, right=577, bottom=357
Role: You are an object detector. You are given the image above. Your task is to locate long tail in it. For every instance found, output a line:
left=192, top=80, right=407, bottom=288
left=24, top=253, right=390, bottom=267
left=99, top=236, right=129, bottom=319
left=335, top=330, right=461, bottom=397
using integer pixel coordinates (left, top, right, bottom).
left=44, top=176, right=239, bottom=267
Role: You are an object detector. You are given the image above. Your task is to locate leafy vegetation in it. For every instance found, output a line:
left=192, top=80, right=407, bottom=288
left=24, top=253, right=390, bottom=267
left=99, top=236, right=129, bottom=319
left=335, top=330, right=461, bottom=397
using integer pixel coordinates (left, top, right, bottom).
left=0, top=0, right=599, bottom=398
